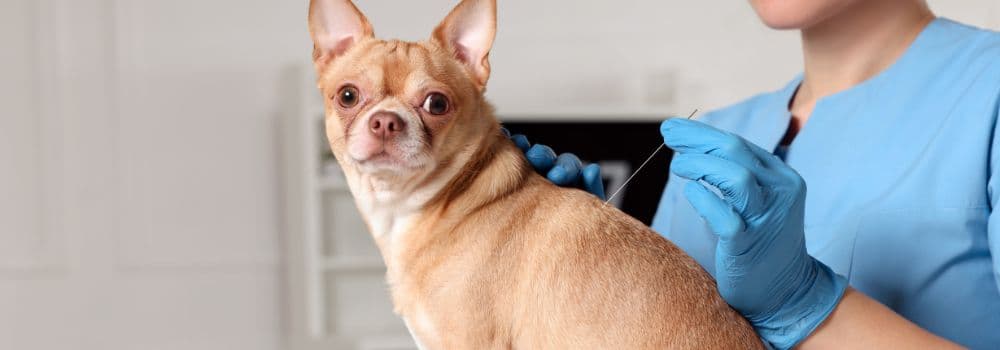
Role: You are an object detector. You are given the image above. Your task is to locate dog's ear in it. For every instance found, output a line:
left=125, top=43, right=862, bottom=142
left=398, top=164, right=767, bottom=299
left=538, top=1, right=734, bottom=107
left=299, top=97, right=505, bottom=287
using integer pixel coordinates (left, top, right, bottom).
left=432, top=0, right=497, bottom=90
left=309, top=0, right=373, bottom=72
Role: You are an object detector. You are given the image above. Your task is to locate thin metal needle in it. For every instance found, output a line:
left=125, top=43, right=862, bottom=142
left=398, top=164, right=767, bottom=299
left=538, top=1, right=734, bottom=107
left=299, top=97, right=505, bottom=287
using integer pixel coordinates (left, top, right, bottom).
left=604, top=109, right=699, bottom=205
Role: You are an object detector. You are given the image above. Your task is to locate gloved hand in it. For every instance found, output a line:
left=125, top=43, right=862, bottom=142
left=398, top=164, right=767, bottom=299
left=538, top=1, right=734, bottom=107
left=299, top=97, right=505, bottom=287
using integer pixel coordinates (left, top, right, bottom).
left=661, top=118, right=848, bottom=350
left=501, top=127, right=605, bottom=199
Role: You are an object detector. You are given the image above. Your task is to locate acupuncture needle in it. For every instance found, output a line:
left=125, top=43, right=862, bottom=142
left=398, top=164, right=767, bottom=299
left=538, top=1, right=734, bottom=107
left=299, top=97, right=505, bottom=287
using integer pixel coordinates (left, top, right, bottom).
left=604, top=109, right=700, bottom=205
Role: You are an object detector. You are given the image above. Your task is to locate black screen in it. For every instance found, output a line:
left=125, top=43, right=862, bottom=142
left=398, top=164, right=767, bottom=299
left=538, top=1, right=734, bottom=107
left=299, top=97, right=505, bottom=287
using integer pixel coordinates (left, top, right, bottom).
left=501, top=120, right=672, bottom=225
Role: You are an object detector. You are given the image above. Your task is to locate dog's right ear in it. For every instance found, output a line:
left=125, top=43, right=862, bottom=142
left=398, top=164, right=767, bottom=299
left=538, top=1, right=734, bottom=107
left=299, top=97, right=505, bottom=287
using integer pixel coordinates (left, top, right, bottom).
left=308, top=0, right=373, bottom=72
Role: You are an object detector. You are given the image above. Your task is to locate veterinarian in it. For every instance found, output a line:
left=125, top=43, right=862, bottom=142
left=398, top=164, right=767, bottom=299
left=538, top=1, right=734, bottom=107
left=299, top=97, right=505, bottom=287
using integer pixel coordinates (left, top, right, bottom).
left=512, top=0, right=1000, bottom=349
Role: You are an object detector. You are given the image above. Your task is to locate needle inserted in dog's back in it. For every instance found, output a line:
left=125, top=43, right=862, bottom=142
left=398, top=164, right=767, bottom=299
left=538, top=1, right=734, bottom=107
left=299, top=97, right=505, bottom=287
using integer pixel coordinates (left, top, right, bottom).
left=604, top=109, right=699, bottom=205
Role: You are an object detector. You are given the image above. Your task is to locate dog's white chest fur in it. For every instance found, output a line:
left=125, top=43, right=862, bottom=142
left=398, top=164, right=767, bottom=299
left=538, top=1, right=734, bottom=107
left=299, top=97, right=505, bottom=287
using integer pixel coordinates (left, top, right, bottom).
left=403, top=308, right=437, bottom=350
left=348, top=176, right=452, bottom=349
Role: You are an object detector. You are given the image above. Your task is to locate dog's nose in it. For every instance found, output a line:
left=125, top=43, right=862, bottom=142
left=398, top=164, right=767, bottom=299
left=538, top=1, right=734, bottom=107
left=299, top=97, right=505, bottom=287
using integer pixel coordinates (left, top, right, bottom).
left=369, top=112, right=406, bottom=138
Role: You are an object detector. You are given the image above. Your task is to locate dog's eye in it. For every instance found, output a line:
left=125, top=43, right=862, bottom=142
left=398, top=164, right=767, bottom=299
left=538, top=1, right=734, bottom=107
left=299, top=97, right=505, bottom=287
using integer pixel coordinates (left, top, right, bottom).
left=337, top=86, right=360, bottom=108
left=422, top=93, right=450, bottom=115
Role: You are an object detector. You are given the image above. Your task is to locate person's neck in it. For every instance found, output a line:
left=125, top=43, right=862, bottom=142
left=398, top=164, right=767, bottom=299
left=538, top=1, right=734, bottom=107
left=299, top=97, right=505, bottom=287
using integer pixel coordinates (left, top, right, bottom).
left=792, top=1, right=934, bottom=119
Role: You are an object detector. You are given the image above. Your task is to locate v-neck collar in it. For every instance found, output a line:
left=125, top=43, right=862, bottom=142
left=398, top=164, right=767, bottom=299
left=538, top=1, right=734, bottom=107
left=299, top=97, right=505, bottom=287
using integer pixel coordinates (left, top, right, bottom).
left=747, top=76, right=800, bottom=155
left=760, top=17, right=951, bottom=158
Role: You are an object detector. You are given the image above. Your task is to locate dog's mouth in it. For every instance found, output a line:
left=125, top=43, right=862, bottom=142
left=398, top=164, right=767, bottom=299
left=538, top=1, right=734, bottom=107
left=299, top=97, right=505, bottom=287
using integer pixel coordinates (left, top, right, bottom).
left=356, top=151, right=403, bottom=167
left=351, top=146, right=428, bottom=174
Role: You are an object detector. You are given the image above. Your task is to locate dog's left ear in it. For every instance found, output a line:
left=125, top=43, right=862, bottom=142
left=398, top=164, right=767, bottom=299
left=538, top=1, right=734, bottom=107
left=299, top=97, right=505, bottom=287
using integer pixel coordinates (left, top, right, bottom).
left=432, top=0, right=497, bottom=90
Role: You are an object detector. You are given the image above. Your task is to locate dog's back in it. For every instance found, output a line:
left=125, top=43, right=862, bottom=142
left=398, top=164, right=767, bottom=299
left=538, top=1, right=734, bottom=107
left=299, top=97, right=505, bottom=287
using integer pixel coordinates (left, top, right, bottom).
left=389, top=142, right=763, bottom=349
left=509, top=178, right=761, bottom=349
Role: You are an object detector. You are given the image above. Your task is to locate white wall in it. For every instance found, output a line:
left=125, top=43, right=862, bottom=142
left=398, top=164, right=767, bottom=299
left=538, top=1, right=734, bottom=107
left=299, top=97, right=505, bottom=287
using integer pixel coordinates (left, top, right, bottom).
left=1, top=1, right=996, bottom=349
left=358, top=1, right=1000, bottom=118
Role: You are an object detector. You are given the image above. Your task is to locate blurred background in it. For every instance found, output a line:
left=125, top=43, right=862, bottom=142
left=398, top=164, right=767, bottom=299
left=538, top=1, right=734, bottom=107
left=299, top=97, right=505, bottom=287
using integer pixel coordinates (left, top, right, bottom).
left=1, top=0, right=997, bottom=349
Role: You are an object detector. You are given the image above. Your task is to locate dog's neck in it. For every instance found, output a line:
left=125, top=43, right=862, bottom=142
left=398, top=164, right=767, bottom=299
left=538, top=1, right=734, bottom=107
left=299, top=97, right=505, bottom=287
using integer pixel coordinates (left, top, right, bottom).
left=343, top=119, right=532, bottom=268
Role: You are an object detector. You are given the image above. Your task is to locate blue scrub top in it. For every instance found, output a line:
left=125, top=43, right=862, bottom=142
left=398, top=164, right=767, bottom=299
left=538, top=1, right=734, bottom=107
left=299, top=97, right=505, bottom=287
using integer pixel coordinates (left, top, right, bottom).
left=653, top=18, right=1000, bottom=349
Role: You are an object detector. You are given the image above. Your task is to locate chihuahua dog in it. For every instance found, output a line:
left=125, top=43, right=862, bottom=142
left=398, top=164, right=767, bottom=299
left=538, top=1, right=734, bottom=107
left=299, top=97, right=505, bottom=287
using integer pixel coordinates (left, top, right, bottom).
left=308, top=0, right=763, bottom=348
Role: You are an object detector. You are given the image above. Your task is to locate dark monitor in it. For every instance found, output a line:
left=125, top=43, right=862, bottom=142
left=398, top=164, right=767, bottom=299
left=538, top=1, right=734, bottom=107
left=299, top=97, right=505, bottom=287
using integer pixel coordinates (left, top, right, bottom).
left=501, top=119, right=671, bottom=225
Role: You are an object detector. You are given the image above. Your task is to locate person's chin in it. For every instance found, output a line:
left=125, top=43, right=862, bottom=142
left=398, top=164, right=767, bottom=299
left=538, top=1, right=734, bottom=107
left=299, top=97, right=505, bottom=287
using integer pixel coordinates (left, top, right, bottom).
left=749, top=0, right=858, bottom=30
left=751, top=9, right=815, bottom=30
left=748, top=1, right=822, bottom=29
left=759, top=18, right=806, bottom=30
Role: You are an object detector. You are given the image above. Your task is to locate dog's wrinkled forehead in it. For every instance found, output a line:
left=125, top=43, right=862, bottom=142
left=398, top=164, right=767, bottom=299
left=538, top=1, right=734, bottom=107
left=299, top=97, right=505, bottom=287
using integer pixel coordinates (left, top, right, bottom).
left=322, top=40, right=468, bottom=96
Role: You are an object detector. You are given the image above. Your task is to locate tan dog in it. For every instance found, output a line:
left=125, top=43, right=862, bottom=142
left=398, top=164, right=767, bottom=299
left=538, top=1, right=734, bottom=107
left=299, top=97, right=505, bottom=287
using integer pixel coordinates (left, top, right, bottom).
left=308, top=0, right=763, bottom=348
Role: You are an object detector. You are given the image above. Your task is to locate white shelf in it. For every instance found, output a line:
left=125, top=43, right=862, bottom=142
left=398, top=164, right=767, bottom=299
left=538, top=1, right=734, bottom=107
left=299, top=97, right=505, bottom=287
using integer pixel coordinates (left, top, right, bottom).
left=358, top=335, right=418, bottom=350
left=321, top=256, right=385, bottom=273
left=316, top=175, right=348, bottom=191
left=318, top=160, right=350, bottom=191
left=285, top=64, right=408, bottom=350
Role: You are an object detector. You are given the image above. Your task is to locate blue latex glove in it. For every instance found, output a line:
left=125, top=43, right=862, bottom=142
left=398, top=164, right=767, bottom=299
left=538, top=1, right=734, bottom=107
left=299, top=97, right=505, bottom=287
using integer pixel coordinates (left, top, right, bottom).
left=661, top=118, right=848, bottom=350
left=501, top=127, right=605, bottom=199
